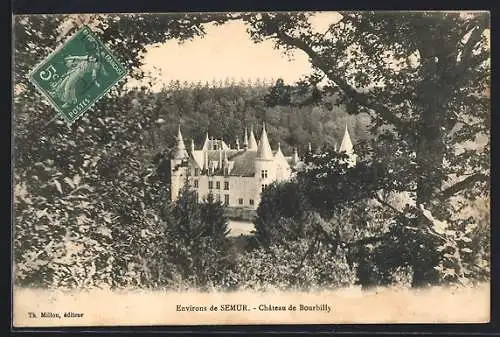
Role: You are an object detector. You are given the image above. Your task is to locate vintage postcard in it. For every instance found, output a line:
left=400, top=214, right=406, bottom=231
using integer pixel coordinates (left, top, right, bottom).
left=12, top=11, right=490, bottom=327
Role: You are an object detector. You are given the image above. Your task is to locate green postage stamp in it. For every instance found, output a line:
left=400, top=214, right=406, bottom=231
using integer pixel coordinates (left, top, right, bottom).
left=29, top=25, right=127, bottom=125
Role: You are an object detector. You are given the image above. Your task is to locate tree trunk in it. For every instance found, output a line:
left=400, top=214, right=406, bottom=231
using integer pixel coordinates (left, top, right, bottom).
left=412, top=54, right=448, bottom=287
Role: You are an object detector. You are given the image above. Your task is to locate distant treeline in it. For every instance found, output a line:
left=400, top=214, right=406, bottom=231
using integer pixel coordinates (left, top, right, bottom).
left=130, top=79, right=372, bottom=157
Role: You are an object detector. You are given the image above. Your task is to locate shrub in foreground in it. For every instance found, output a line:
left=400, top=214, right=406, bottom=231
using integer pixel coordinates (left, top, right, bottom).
left=225, top=238, right=357, bottom=291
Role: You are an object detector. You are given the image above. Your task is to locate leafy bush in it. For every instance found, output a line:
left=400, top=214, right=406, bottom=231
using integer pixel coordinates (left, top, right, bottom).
left=227, top=238, right=357, bottom=291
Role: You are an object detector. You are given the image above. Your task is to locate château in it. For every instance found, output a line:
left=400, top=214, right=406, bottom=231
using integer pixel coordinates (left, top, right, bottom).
left=170, top=123, right=356, bottom=212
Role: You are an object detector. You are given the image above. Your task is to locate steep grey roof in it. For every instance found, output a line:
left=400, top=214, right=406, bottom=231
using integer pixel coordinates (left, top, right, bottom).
left=191, top=149, right=258, bottom=177
left=201, top=150, right=240, bottom=162
left=229, top=151, right=258, bottom=176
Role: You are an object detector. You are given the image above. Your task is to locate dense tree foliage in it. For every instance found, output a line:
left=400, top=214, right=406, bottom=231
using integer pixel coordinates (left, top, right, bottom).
left=13, top=13, right=232, bottom=289
left=246, top=11, right=490, bottom=287
left=228, top=237, right=357, bottom=291
left=138, top=79, right=370, bottom=156
left=254, top=147, right=489, bottom=288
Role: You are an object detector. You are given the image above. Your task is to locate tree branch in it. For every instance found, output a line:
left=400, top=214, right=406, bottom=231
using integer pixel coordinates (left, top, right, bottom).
left=373, top=192, right=404, bottom=215
left=452, top=23, right=489, bottom=80
left=294, top=234, right=319, bottom=274
left=345, top=234, right=387, bottom=248
left=274, top=30, right=409, bottom=134
left=461, top=24, right=486, bottom=60
left=438, top=172, right=489, bottom=200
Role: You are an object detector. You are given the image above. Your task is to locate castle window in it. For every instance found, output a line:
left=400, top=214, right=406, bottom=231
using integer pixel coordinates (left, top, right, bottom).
left=187, top=169, right=191, bottom=176
left=195, top=191, right=199, bottom=200
left=194, top=180, right=199, bottom=188
left=216, top=194, right=221, bottom=202
left=262, top=184, right=268, bottom=191
left=216, top=181, right=220, bottom=189
left=194, top=168, right=199, bottom=176
left=238, top=198, right=243, bottom=205
left=224, top=194, right=229, bottom=205
left=208, top=181, right=213, bottom=189
left=224, top=181, right=229, bottom=190
left=261, top=170, right=268, bottom=178
left=249, top=199, right=254, bottom=206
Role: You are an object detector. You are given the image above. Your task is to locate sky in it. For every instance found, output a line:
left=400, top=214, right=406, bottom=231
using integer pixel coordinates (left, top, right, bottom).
left=130, top=12, right=341, bottom=91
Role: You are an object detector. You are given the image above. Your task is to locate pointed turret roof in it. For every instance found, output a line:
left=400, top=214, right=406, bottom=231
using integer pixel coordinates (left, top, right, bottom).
left=339, top=124, right=354, bottom=153
left=202, top=132, right=209, bottom=150
left=173, top=126, right=188, bottom=159
left=177, top=125, right=185, bottom=146
left=275, top=142, right=289, bottom=164
left=275, top=142, right=285, bottom=158
left=248, top=125, right=258, bottom=150
left=256, top=123, right=273, bottom=160
left=243, top=128, right=249, bottom=149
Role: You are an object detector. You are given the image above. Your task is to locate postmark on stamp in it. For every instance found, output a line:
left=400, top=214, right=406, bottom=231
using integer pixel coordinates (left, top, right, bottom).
left=28, top=25, right=127, bottom=126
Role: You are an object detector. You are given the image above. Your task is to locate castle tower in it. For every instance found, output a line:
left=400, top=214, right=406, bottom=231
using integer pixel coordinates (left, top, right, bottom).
left=172, top=125, right=188, bottom=163
left=274, top=142, right=291, bottom=180
left=256, top=123, right=273, bottom=160
left=171, top=125, right=189, bottom=201
left=255, top=123, right=275, bottom=199
left=248, top=125, right=258, bottom=150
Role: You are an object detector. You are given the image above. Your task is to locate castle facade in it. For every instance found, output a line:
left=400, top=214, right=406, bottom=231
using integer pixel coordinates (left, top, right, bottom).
left=170, top=123, right=356, bottom=211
